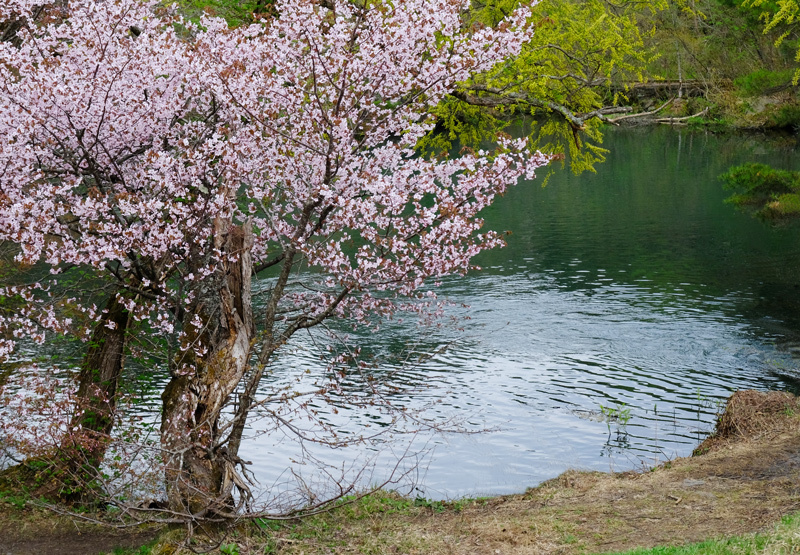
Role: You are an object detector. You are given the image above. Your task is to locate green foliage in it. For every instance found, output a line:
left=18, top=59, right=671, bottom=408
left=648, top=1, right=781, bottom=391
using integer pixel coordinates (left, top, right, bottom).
left=0, top=490, right=29, bottom=509
left=111, top=542, right=157, bottom=555
left=220, top=543, right=240, bottom=555
left=174, top=0, right=273, bottom=26
left=642, top=0, right=800, bottom=118
left=413, top=496, right=447, bottom=513
left=767, top=101, right=800, bottom=126
left=429, top=0, right=665, bottom=174
left=254, top=518, right=282, bottom=532
left=354, top=491, right=414, bottom=514
left=734, top=67, right=796, bottom=94
left=721, top=162, right=800, bottom=220
left=715, top=0, right=777, bottom=24
left=599, top=402, right=632, bottom=433
left=742, top=0, right=800, bottom=84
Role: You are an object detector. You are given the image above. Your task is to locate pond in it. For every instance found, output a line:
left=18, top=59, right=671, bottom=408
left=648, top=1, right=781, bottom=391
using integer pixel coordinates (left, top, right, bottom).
left=233, top=125, right=800, bottom=503
left=4, top=125, right=800, bottom=507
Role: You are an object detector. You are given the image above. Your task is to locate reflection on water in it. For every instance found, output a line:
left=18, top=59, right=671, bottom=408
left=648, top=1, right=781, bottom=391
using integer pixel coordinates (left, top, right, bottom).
left=237, top=126, right=800, bottom=500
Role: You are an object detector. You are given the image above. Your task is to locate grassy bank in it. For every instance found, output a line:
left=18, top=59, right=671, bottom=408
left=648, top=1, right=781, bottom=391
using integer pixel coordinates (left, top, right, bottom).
left=2, top=390, right=799, bottom=555
left=613, top=511, right=800, bottom=555
left=144, top=494, right=800, bottom=555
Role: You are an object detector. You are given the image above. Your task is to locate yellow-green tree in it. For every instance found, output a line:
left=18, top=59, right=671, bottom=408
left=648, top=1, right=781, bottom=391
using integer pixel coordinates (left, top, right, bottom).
left=426, top=0, right=666, bottom=173
left=744, top=0, right=800, bottom=82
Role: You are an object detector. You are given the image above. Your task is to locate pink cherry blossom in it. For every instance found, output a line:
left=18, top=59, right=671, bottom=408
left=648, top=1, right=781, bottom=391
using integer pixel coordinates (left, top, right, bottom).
left=0, top=0, right=550, bottom=510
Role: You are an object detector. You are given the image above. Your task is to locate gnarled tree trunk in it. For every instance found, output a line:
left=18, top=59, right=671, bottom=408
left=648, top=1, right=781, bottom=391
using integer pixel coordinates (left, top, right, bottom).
left=161, top=220, right=254, bottom=517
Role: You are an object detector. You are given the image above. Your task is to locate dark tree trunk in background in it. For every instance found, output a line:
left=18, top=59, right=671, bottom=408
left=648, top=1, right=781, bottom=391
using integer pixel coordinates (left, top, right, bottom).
left=65, top=295, right=129, bottom=468
left=1, top=2, right=66, bottom=45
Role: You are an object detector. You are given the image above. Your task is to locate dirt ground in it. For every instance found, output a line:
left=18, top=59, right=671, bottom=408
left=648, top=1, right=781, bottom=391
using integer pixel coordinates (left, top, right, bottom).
left=1, top=390, right=799, bottom=555
left=0, top=511, right=159, bottom=555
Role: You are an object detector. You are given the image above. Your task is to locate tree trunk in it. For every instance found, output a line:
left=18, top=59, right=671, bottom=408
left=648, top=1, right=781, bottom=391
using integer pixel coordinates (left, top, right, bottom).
left=68, top=294, right=129, bottom=455
left=161, top=220, right=254, bottom=518
left=55, top=293, right=129, bottom=501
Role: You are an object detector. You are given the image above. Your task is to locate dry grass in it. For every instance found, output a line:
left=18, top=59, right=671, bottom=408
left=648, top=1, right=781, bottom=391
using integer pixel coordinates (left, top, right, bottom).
left=694, top=390, right=800, bottom=454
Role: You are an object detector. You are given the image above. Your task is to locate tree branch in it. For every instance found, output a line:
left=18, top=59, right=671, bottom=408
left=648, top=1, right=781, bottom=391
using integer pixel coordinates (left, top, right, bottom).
left=452, top=85, right=631, bottom=128
left=606, top=97, right=674, bottom=122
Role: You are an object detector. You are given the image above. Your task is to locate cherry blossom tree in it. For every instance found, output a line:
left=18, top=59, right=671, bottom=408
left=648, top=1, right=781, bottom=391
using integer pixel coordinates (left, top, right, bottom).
left=0, top=0, right=549, bottom=518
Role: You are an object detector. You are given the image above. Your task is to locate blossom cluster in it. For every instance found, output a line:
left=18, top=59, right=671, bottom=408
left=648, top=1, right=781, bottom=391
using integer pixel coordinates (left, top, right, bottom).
left=0, top=0, right=549, bottom=358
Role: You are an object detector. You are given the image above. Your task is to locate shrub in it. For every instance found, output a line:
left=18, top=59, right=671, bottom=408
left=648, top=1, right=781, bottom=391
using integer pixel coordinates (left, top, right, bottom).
left=733, top=68, right=795, bottom=96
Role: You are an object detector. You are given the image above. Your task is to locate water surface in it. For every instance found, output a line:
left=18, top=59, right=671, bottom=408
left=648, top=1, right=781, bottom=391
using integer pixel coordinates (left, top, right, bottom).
left=239, top=126, right=800, bottom=502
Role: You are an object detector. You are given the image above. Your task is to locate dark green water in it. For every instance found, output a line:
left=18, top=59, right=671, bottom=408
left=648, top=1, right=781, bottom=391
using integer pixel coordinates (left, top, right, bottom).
left=479, top=125, right=800, bottom=326
left=241, top=125, right=800, bottom=502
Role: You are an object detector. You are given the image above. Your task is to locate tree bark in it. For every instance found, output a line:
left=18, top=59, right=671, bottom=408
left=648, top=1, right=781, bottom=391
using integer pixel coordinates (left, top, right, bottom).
left=69, top=295, right=129, bottom=450
left=161, top=220, right=254, bottom=517
left=58, top=293, right=129, bottom=501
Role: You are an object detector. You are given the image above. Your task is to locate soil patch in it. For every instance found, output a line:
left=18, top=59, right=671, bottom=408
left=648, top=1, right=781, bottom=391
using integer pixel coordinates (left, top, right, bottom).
left=0, top=505, right=159, bottom=555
